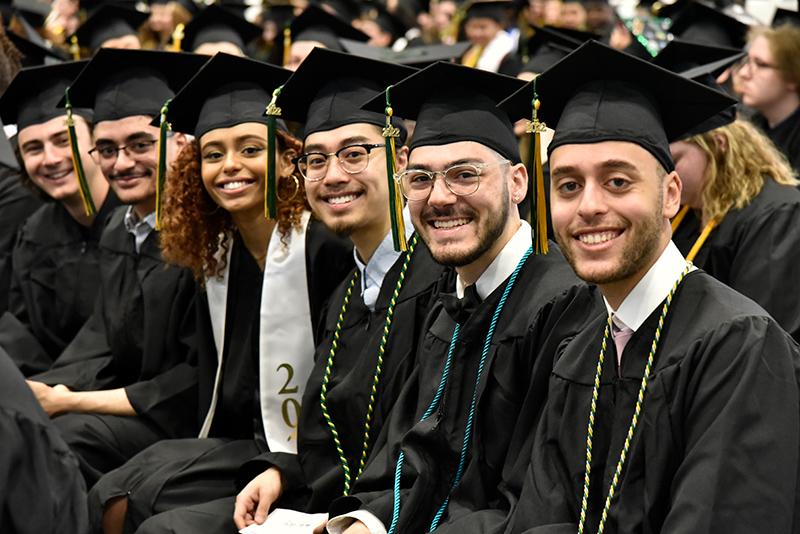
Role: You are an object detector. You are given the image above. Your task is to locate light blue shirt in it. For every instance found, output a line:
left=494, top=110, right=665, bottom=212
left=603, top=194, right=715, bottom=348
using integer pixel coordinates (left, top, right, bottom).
left=123, top=206, right=156, bottom=254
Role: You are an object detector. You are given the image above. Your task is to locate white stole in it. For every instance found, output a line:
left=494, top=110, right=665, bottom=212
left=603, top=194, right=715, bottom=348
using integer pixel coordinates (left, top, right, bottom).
left=475, top=30, right=515, bottom=73
left=199, top=211, right=315, bottom=454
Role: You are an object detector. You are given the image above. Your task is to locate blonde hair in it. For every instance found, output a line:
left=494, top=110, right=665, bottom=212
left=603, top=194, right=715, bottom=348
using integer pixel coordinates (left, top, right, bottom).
left=748, top=24, right=800, bottom=96
left=683, top=120, right=798, bottom=223
left=139, top=2, right=193, bottom=49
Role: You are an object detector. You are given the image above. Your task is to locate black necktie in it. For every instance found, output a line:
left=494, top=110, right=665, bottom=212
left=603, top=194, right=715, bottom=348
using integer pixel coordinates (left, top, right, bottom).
left=440, top=284, right=482, bottom=325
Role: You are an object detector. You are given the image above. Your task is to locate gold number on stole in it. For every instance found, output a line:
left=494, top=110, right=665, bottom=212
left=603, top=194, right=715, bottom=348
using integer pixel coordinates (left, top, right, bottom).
left=277, top=363, right=300, bottom=440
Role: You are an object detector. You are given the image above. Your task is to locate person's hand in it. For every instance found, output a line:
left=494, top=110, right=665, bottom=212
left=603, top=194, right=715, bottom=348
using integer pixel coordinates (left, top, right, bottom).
left=233, top=467, right=286, bottom=529
left=341, top=520, right=370, bottom=534
left=312, top=518, right=329, bottom=534
left=26, top=381, right=71, bottom=417
left=609, top=21, right=632, bottom=50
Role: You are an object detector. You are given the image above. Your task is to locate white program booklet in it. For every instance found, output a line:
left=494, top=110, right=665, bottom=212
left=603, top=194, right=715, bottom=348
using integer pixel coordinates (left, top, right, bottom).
left=239, top=508, right=329, bottom=534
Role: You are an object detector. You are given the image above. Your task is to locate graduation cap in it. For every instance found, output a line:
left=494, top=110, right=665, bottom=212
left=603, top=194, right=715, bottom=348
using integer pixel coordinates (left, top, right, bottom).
left=58, top=48, right=208, bottom=122
left=339, top=38, right=471, bottom=67
left=311, top=0, right=361, bottom=21
left=772, top=7, right=800, bottom=27
left=159, top=52, right=292, bottom=219
left=667, top=1, right=750, bottom=49
left=0, top=120, right=19, bottom=170
left=358, top=1, right=408, bottom=42
left=10, top=0, right=50, bottom=28
left=0, top=60, right=90, bottom=130
left=6, top=20, right=68, bottom=66
left=288, top=4, right=368, bottom=52
left=180, top=4, right=261, bottom=52
left=462, top=0, right=509, bottom=22
left=520, top=25, right=583, bottom=74
left=278, top=47, right=415, bottom=249
left=360, top=61, right=539, bottom=251
left=653, top=39, right=742, bottom=136
left=71, top=4, right=149, bottom=55
left=500, top=40, right=737, bottom=175
left=149, top=0, right=201, bottom=16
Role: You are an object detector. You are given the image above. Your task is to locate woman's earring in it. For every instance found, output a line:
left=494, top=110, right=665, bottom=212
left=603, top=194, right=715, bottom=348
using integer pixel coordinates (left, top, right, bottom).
left=276, top=175, right=300, bottom=202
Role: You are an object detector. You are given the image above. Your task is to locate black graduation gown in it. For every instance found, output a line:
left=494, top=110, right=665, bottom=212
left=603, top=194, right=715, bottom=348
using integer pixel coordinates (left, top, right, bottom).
left=508, top=271, right=800, bottom=534
left=0, top=346, right=87, bottom=534
left=672, top=178, right=800, bottom=341
left=0, top=166, right=43, bottom=313
left=0, top=190, right=121, bottom=376
left=85, top=218, right=354, bottom=533
left=752, top=109, right=800, bottom=175
left=33, top=206, right=199, bottom=428
left=236, top=237, right=446, bottom=515
left=329, top=243, right=596, bottom=534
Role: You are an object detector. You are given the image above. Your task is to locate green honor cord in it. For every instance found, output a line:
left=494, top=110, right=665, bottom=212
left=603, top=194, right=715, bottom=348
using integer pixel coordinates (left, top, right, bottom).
left=64, top=87, right=96, bottom=216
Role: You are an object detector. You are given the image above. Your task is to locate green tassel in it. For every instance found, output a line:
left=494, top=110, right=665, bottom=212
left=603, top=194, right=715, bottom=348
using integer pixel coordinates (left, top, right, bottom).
left=383, top=86, right=407, bottom=252
left=156, top=99, right=171, bottom=231
left=64, top=87, right=96, bottom=217
left=525, top=77, right=548, bottom=255
left=264, top=85, right=284, bottom=220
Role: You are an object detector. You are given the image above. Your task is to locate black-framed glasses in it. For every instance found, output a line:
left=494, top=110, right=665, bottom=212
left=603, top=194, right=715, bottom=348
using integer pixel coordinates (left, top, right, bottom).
left=738, top=55, right=778, bottom=72
left=396, top=160, right=511, bottom=201
left=294, top=143, right=385, bottom=182
left=88, top=139, right=159, bottom=165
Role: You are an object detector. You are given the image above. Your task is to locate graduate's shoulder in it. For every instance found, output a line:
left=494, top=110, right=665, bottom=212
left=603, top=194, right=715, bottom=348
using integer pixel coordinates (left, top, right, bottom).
left=512, top=240, right=584, bottom=305
left=677, top=269, right=771, bottom=322
left=15, top=201, right=73, bottom=245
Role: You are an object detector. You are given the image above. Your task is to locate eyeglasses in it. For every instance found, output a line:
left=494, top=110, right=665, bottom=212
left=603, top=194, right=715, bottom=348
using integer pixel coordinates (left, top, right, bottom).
left=88, top=139, right=159, bottom=165
left=396, top=160, right=511, bottom=201
left=738, top=55, right=778, bottom=73
left=294, top=143, right=385, bottom=181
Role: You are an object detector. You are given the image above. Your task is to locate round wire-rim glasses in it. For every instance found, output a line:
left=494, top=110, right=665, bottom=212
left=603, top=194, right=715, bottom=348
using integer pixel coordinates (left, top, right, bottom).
left=396, top=160, right=511, bottom=201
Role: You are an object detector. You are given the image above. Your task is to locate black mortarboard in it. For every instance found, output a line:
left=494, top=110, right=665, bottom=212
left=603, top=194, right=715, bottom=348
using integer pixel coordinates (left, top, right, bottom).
left=7, top=22, right=68, bottom=66
left=311, top=0, right=361, bottom=21
left=0, top=60, right=90, bottom=129
left=289, top=4, right=368, bottom=51
left=149, top=0, right=201, bottom=16
left=772, top=8, right=800, bottom=27
left=277, top=46, right=413, bottom=139
left=359, top=2, right=408, bottom=41
left=0, top=120, right=18, bottom=169
left=59, top=48, right=208, bottom=123
left=520, top=25, right=583, bottom=74
left=653, top=39, right=742, bottom=136
left=462, top=0, right=509, bottom=22
left=180, top=4, right=261, bottom=52
left=11, top=0, right=50, bottom=28
left=499, top=40, right=737, bottom=173
left=339, top=38, right=471, bottom=67
left=362, top=60, right=527, bottom=162
left=164, top=52, right=291, bottom=138
left=667, top=1, right=749, bottom=49
left=71, top=4, right=148, bottom=54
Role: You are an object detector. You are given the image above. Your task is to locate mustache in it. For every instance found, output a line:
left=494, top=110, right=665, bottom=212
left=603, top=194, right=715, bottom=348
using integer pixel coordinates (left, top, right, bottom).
left=419, top=205, right=478, bottom=221
left=108, top=167, right=151, bottom=181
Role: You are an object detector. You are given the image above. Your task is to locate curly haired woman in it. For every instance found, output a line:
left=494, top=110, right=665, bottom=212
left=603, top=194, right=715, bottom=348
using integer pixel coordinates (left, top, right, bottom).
left=671, top=118, right=800, bottom=340
left=88, top=53, right=353, bottom=534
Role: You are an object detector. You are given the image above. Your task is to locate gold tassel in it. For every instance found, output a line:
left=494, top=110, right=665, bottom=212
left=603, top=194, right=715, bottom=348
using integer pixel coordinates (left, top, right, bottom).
left=383, top=86, right=407, bottom=252
left=525, top=78, right=548, bottom=255
left=170, top=23, right=185, bottom=51
left=69, top=36, right=81, bottom=60
left=64, top=87, right=96, bottom=216
left=282, top=26, right=291, bottom=67
left=155, top=100, right=172, bottom=230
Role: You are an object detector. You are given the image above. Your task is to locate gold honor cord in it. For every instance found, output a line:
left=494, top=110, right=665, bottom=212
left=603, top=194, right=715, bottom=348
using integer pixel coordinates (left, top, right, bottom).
left=525, top=77, right=548, bottom=254
left=384, top=85, right=407, bottom=252
left=63, top=87, right=96, bottom=216
left=578, top=262, right=692, bottom=534
left=170, top=23, right=185, bottom=51
left=155, top=99, right=172, bottom=231
left=264, top=85, right=284, bottom=220
left=670, top=205, right=719, bottom=263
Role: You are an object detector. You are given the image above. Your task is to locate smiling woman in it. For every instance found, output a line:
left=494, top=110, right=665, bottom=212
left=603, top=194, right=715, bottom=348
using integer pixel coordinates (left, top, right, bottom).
left=87, top=52, right=354, bottom=534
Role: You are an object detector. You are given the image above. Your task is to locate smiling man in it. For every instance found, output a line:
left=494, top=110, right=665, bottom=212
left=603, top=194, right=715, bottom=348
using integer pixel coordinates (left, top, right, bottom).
left=325, top=61, right=594, bottom=534
left=502, top=40, right=800, bottom=533
left=27, top=49, right=208, bottom=488
left=0, top=61, right=121, bottom=377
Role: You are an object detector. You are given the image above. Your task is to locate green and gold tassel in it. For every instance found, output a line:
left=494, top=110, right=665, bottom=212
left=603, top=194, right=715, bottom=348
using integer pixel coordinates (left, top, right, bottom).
left=383, top=86, right=407, bottom=252
left=283, top=26, right=292, bottom=67
left=64, top=86, right=96, bottom=216
left=264, top=85, right=284, bottom=220
left=155, top=99, right=171, bottom=230
left=525, top=77, right=548, bottom=255
left=170, top=23, right=185, bottom=52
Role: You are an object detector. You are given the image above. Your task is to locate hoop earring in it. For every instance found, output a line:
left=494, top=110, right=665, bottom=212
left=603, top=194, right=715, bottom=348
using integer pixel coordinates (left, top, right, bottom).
left=275, top=175, right=300, bottom=202
left=201, top=203, right=221, bottom=215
